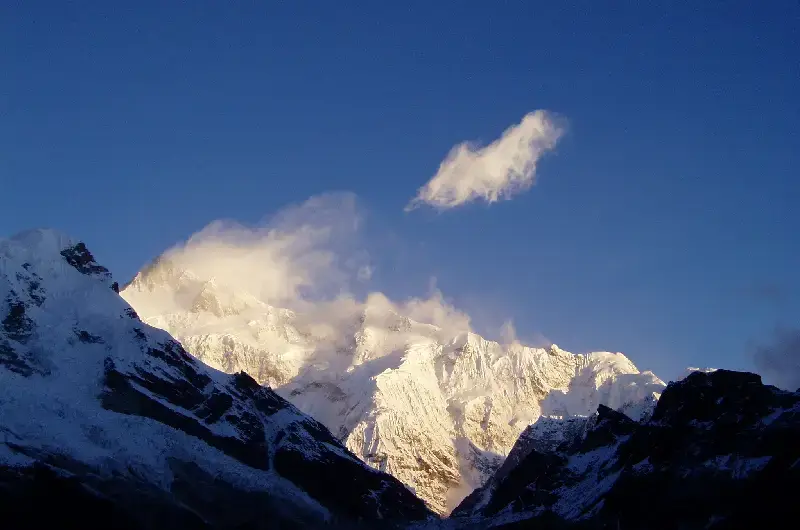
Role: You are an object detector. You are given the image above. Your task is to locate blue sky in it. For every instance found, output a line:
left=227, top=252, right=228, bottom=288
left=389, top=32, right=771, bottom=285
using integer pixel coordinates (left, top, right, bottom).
left=2, top=1, right=798, bottom=382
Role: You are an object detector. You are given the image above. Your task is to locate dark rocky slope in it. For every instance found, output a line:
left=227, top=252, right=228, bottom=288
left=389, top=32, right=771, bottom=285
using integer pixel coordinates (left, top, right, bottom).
left=452, top=369, right=800, bottom=529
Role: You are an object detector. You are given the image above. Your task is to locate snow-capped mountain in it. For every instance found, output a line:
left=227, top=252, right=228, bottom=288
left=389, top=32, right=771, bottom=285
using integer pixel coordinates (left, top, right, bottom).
left=5, top=228, right=794, bottom=530
left=451, top=369, right=800, bottom=529
left=0, top=230, right=432, bottom=529
left=122, top=256, right=665, bottom=514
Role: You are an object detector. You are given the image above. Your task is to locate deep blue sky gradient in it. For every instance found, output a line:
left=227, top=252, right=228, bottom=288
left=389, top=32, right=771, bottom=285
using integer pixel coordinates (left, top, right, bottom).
left=2, top=1, right=799, bottom=381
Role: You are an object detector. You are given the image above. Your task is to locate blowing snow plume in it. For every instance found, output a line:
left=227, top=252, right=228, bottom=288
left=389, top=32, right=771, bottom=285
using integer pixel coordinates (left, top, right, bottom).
left=157, top=193, right=366, bottom=308
left=406, top=110, right=565, bottom=211
left=127, top=192, right=474, bottom=338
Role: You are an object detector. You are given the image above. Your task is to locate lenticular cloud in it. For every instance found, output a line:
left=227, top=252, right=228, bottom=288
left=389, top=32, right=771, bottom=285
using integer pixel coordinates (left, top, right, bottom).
left=406, top=110, right=565, bottom=211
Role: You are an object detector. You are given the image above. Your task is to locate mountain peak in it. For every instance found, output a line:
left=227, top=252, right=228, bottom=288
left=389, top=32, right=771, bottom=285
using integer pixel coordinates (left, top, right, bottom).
left=2, top=230, right=117, bottom=300
left=124, top=254, right=198, bottom=291
left=8, top=227, right=75, bottom=251
left=122, top=254, right=667, bottom=513
left=1, top=230, right=433, bottom=528
left=3, top=229, right=81, bottom=271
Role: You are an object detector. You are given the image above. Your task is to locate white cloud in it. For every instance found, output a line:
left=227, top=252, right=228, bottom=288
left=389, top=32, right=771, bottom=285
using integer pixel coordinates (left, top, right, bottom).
left=159, top=193, right=473, bottom=337
left=406, top=110, right=565, bottom=211
left=150, top=193, right=563, bottom=360
left=395, top=290, right=471, bottom=334
left=163, top=192, right=365, bottom=307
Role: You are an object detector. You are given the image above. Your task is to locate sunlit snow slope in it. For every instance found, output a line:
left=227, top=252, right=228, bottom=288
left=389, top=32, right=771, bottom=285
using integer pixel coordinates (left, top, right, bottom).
left=122, top=258, right=665, bottom=514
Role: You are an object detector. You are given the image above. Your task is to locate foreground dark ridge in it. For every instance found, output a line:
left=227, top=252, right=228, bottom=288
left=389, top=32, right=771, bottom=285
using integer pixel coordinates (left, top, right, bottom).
left=450, top=369, right=800, bottom=529
left=0, top=230, right=432, bottom=529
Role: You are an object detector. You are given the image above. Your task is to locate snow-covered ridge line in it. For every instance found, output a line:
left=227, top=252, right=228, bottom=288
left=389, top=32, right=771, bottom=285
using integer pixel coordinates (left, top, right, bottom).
left=122, top=252, right=666, bottom=514
left=0, top=229, right=432, bottom=528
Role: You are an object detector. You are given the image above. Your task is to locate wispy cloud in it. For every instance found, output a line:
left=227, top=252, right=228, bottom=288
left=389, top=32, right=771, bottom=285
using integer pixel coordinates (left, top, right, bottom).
left=156, top=193, right=475, bottom=338
left=752, top=327, right=800, bottom=391
left=406, top=110, right=565, bottom=211
left=137, top=191, right=559, bottom=360
left=162, top=192, right=365, bottom=306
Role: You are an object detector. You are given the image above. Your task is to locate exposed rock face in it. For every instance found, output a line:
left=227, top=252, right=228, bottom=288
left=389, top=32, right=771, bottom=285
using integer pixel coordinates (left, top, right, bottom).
left=122, top=258, right=665, bottom=513
left=0, top=229, right=432, bottom=529
left=451, top=369, right=800, bottom=530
